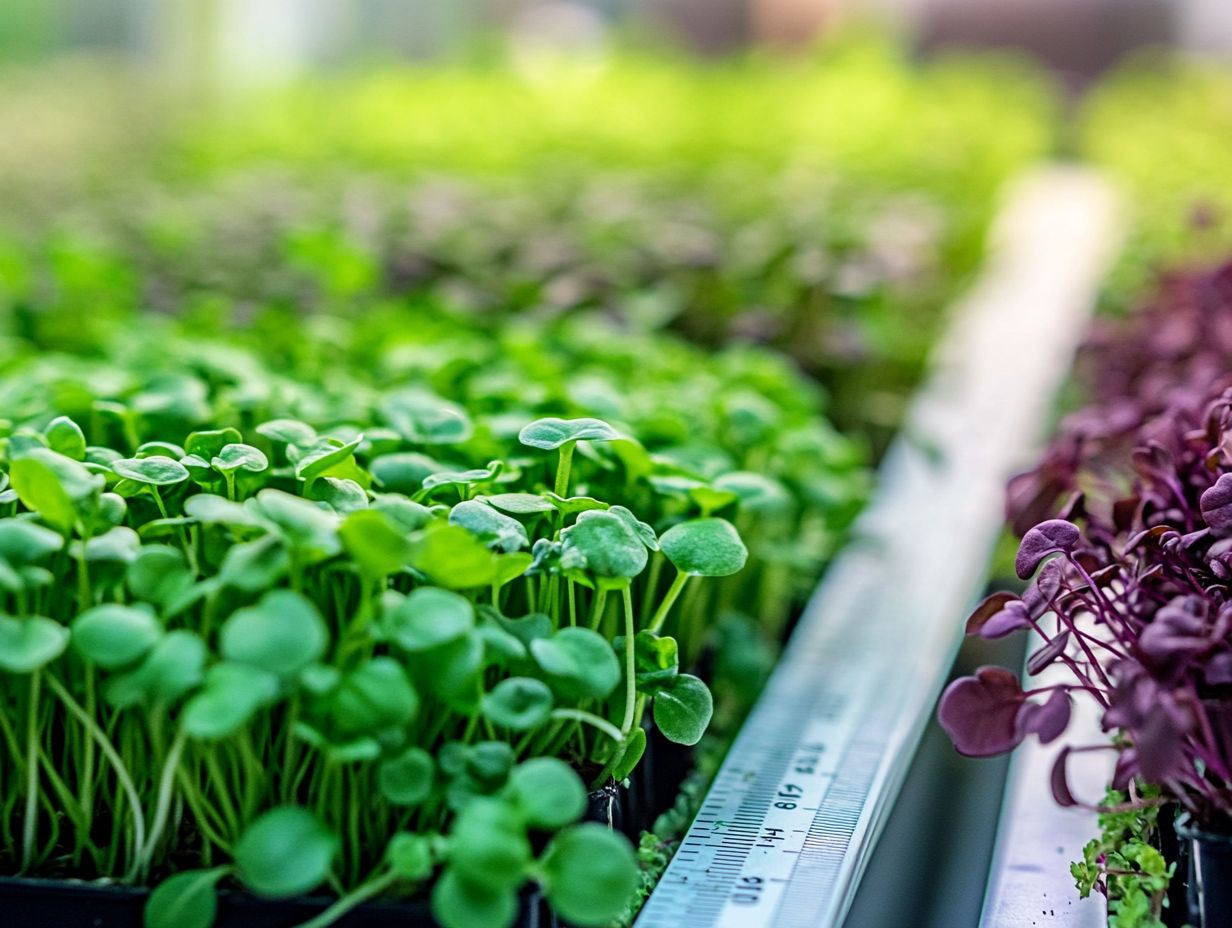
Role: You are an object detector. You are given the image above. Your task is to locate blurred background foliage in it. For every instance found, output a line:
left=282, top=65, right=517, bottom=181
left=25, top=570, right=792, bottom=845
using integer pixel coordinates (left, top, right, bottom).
left=3, top=0, right=1232, bottom=430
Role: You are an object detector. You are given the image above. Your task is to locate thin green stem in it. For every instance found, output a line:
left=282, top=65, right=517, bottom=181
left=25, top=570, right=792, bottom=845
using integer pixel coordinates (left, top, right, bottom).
left=649, top=569, right=690, bottom=633
left=588, top=587, right=608, bottom=631
left=80, top=668, right=96, bottom=836
left=152, top=487, right=196, bottom=572
left=20, top=671, right=40, bottom=873
left=553, top=441, right=575, bottom=499
left=292, top=869, right=400, bottom=928
left=76, top=529, right=92, bottom=606
left=139, top=726, right=189, bottom=878
left=620, top=587, right=637, bottom=737
left=46, top=674, right=147, bottom=883
left=549, top=708, right=622, bottom=744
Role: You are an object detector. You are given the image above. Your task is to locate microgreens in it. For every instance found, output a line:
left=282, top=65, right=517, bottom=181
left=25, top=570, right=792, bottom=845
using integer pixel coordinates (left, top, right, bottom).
left=939, top=259, right=1232, bottom=917
left=0, top=391, right=822, bottom=928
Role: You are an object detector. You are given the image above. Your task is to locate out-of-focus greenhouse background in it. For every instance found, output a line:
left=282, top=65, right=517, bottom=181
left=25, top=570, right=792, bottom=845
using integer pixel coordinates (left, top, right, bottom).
left=4, top=0, right=1231, bottom=80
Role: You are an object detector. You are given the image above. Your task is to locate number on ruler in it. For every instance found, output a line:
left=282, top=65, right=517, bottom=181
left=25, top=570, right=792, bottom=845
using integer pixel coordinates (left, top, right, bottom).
left=732, top=875, right=765, bottom=906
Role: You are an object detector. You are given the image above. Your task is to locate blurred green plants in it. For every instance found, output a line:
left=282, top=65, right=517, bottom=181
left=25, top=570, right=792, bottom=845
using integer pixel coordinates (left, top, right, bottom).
left=1082, top=52, right=1232, bottom=304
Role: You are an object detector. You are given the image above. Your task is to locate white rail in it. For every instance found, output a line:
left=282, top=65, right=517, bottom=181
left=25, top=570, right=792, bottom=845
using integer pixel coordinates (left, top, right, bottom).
left=635, top=166, right=1123, bottom=928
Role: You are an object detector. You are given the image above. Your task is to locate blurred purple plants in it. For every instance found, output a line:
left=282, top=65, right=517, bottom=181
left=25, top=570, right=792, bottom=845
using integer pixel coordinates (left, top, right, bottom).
left=939, top=260, right=1232, bottom=829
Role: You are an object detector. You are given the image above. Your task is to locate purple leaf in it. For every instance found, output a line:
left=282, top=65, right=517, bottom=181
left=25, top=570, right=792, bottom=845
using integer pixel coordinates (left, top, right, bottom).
left=1111, top=749, right=1137, bottom=791
left=1016, top=688, right=1072, bottom=744
left=937, top=667, right=1026, bottom=757
left=1021, top=559, right=1062, bottom=619
left=1104, top=671, right=1195, bottom=782
left=1200, top=472, right=1232, bottom=535
left=1206, top=651, right=1232, bottom=685
left=964, top=593, right=1031, bottom=639
left=981, top=601, right=1032, bottom=639
left=1134, top=695, right=1193, bottom=782
left=1027, top=632, right=1070, bottom=676
left=1050, top=746, right=1076, bottom=806
left=1138, top=597, right=1210, bottom=666
left=1015, top=520, right=1081, bottom=580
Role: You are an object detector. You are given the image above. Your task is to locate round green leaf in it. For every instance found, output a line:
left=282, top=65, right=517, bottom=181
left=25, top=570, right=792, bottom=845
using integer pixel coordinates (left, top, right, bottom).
left=212, top=443, right=269, bottom=474
left=294, top=436, right=362, bottom=484
left=79, top=526, right=141, bottom=563
left=256, top=418, right=317, bottom=447
left=182, top=664, right=279, bottom=740
left=482, top=493, right=556, bottom=515
left=136, top=441, right=186, bottom=460
left=530, top=628, right=620, bottom=699
left=340, top=509, right=411, bottom=577
left=0, top=520, right=64, bottom=565
left=44, top=416, right=86, bottom=461
left=307, top=476, right=368, bottom=514
left=378, top=747, right=435, bottom=806
left=371, top=452, right=443, bottom=495
left=541, top=824, right=638, bottom=927
left=249, top=489, right=341, bottom=560
left=0, top=615, right=69, bottom=673
left=652, top=673, right=714, bottom=746
left=127, top=545, right=195, bottom=608
left=481, top=677, right=553, bottom=731
left=407, top=524, right=497, bottom=590
left=659, top=518, right=748, bottom=577
left=560, top=511, right=648, bottom=580
left=180, top=454, right=218, bottom=487
left=185, top=428, right=242, bottom=461
left=713, top=471, right=792, bottom=514
left=331, top=657, right=419, bottom=735
left=461, top=741, right=515, bottom=786
left=431, top=868, right=517, bottom=928
left=381, top=389, right=473, bottom=445
left=371, top=495, right=436, bottom=532
left=111, top=456, right=190, bottom=487
left=11, top=449, right=103, bottom=532
left=421, top=463, right=502, bottom=494
left=105, top=630, right=206, bottom=709
left=388, top=587, right=474, bottom=652
left=235, top=806, right=338, bottom=898
left=183, top=494, right=259, bottom=527
left=507, top=758, right=585, bottom=829
left=416, top=633, right=484, bottom=709
left=387, top=833, right=434, bottom=880
left=632, top=630, right=679, bottom=690
left=143, top=867, right=228, bottom=928
left=448, top=799, right=531, bottom=890
left=219, top=535, right=289, bottom=592
left=71, top=604, right=162, bottom=669
left=490, top=552, right=532, bottom=589
left=518, top=417, right=620, bottom=450
left=220, top=590, right=327, bottom=676
left=449, top=500, right=529, bottom=553
left=605, top=505, right=659, bottom=550
left=92, top=492, right=129, bottom=530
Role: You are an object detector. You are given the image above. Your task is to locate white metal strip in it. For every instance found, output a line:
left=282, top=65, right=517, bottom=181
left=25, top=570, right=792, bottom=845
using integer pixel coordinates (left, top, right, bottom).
left=980, top=638, right=1112, bottom=927
left=635, top=166, right=1123, bottom=928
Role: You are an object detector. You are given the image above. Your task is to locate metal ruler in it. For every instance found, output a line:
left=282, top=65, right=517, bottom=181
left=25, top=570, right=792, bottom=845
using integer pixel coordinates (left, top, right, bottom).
left=636, top=168, right=1123, bottom=928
